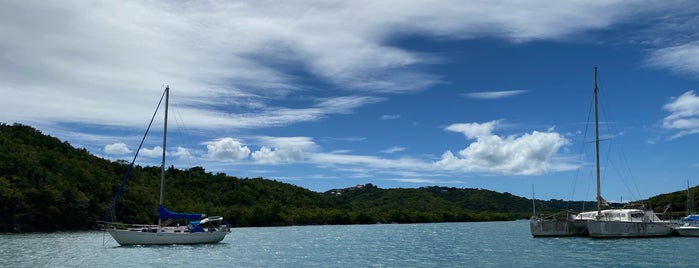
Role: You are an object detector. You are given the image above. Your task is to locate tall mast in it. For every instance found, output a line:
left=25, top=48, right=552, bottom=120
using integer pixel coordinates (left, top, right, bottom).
left=159, top=86, right=169, bottom=226
left=531, top=185, right=536, bottom=217
left=688, top=180, right=693, bottom=215
left=594, top=67, right=601, bottom=218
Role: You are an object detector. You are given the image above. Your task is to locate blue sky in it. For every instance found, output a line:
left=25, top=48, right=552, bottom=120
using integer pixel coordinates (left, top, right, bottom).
left=2, top=1, right=699, bottom=201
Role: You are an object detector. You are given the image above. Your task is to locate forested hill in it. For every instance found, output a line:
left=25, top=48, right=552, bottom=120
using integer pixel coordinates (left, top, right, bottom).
left=0, top=123, right=646, bottom=233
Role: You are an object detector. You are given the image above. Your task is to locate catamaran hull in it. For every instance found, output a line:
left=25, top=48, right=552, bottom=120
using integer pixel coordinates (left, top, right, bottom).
left=530, top=218, right=588, bottom=237
left=108, top=229, right=228, bottom=245
left=676, top=226, right=699, bottom=237
left=587, top=221, right=676, bottom=238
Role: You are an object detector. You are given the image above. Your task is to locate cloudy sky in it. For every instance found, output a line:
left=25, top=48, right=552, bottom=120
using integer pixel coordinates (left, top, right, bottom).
left=2, top=0, right=699, bottom=201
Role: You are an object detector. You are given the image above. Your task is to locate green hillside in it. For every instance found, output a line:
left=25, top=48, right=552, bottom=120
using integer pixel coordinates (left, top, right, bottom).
left=1, top=123, right=677, bottom=233
left=645, top=186, right=698, bottom=218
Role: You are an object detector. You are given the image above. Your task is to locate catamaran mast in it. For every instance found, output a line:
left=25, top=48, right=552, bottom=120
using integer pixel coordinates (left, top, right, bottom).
left=159, top=86, right=169, bottom=227
left=531, top=185, right=536, bottom=217
left=594, top=68, right=601, bottom=218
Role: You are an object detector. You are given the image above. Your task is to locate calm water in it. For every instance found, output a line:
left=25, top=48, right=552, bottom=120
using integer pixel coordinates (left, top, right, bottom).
left=1, top=220, right=697, bottom=267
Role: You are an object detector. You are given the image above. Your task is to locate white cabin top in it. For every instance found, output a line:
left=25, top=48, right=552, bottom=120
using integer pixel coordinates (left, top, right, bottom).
left=572, top=209, right=664, bottom=222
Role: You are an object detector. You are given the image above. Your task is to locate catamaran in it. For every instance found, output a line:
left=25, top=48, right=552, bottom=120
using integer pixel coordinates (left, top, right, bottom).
left=585, top=68, right=676, bottom=238
left=98, top=86, right=230, bottom=245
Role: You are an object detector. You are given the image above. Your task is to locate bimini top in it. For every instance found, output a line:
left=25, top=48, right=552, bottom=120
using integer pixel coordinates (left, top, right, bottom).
left=683, top=215, right=699, bottom=221
left=158, top=205, right=203, bottom=220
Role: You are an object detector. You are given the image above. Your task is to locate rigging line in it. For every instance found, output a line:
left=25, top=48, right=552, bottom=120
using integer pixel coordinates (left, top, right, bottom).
left=102, top=88, right=168, bottom=222
left=602, top=74, right=641, bottom=203
left=569, top=79, right=600, bottom=209
left=597, top=80, right=643, bottom=202
left=566, top=86, right=596, bottom=210
left=579, top=86, right=596, bottom=200
left=615, top=129, right=643, bottom=201
left=172, top=104, right=195, bottom=169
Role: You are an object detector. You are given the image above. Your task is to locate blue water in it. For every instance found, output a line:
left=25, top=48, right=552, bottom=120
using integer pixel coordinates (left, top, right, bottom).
left=1, top=221, right=697, bottom=267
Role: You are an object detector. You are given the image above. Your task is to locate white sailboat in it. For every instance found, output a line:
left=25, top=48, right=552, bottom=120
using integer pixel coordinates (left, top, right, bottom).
left=98, top=86, right=230, bottom=245
left=676, top=183, right=699, bottom=236
left=585, top=68, right=676, bottom=238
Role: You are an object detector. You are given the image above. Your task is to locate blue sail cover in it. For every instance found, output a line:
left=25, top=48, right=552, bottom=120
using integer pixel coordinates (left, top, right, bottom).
left=158, top=205, right=203, bottom=220
left=683, top=215, right=699, bottom=221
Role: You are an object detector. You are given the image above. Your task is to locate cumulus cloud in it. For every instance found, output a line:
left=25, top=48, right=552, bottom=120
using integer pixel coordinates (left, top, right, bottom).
left=171, top=146, right=193, bottom=159
left=301, top=120, right=573, bottom=177
left=251, top=136, right=317, bottom=164
left=436, top=120, right=571, bottom=175
left=104, top=143, right=131, bottom=155
left=662, top=90, right=699, bottom=138
left=206, top=138, right=250, bottom=160
left=140, top=146, right=163, bottom=158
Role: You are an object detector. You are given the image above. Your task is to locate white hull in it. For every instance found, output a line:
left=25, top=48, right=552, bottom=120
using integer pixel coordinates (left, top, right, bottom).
left=108, top=229, right=228, bottom=245
left=676, top=225, right=699, bottom=237
left=587, top=221, right=676, bottom=238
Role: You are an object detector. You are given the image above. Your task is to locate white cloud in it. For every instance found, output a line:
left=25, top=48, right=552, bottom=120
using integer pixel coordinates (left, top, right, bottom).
left=310, top=153, right=433, bottom=171
left=296, top=120, right=574, bottom=177
left=252, top=146, right=305, bottom=164
left=315, top=96, right=386, bottom=115
left=649, top=42, right=699, bottom=76
left=0, top=0, right=670, bottom=132
left=437, top=120, right=571, bottom=175
left=104, top=143, right=131, bottom=155
left=171, top=146, right=193, bottom=159
left=206, top=138, right=250, bottom=160
left=463, top=90, right=528, bottom=99
left=251, top=136, right=317, bottom=164
left=0, top=0, right=684, bottom=185
left=140, top=146, right=163, bottom=158
left=381, top=146, right=406, bottom=154
left=381, top=114, right=401, bottom=120
left=662, top=90, right=699, bottom=138
left=445, top=120, right=501, bottom=139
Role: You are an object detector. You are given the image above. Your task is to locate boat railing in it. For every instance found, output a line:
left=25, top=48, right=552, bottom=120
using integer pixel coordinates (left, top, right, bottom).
left=535, top=210, right=578, bottom=220
left=97, top=220, right=157, bottom=231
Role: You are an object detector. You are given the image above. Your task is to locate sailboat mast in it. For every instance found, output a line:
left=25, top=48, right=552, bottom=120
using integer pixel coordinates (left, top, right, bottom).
left=688, top=180, right=692, bottom=215
left=159, top=86, right=169, bottom=226
left=532, top=185, right=536, bottom=217
left=594, top=67, right=601, bottom=217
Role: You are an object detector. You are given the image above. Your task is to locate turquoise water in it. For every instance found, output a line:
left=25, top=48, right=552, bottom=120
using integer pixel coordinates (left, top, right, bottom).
left=1, top=221, right=697, bottom=267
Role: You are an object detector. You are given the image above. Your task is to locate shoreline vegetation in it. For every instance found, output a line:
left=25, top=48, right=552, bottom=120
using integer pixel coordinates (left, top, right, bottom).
left=0, top=123, right=693, bottom=233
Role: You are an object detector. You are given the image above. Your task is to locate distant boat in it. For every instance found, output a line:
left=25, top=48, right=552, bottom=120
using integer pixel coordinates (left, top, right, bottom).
left=98, top=86, right=230, bottom=245
left=676, top=182, right=699, bottom=236
left=674, top=215, right=699, bottom=237
left=585, top=68, right=676, bottom=238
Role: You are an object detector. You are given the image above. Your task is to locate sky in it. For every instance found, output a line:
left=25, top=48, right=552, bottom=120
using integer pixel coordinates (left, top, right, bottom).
left=2, top=1, right=699, bottom=201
